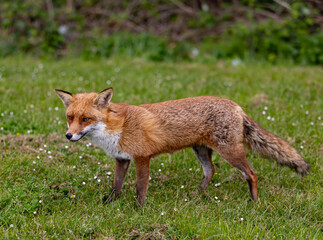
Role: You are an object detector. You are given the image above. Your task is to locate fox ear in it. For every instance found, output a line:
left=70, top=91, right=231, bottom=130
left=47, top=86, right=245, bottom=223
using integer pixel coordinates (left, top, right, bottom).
left=55, top=89, right=73, bottom=108
left=95, top=87, right=113, bottom=110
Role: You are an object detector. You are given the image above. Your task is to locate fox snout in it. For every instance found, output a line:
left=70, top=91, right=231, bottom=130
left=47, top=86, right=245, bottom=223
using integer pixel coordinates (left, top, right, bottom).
left=66, top=133, right=73, bottom=140
left=65, top=131, right=85, bottom=142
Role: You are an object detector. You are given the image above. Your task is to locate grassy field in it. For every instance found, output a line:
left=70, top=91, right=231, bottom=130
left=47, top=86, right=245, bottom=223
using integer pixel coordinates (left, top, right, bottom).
left=0, top=57, right=322, bottom=239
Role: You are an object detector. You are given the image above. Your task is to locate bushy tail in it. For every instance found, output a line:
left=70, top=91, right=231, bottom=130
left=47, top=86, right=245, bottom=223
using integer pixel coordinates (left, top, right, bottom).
left=242, top=113, right=310, bottom=176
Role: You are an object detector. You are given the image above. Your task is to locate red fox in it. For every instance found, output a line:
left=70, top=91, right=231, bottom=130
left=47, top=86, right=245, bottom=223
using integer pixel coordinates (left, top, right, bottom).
left=55, top=88, right=309, bottom=205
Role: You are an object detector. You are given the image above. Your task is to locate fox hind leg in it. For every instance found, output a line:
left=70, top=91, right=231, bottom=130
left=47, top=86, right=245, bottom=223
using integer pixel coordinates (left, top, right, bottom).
left=214, top=143, right=258, bottom=202
left=192, top=146, right=215, bottom=190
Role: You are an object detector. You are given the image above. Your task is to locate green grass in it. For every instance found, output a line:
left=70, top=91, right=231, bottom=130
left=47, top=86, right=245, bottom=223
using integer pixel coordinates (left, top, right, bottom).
left=0, top=56, right=322, bottom=239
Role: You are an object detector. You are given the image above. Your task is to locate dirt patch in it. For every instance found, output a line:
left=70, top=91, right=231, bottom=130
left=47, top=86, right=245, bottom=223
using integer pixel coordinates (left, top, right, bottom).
left=0, top=133, right=91, bottom=154
left=0, top=133, right=61, bottom=151
left=251, top=93, right=270, bottom=107
left=128, top=224, right=170, bottom=240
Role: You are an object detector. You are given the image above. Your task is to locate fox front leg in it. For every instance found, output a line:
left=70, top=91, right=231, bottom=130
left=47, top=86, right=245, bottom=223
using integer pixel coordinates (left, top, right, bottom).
left=104, top=159, right=130, bottom=203
left=134, top=157, right=150, bottom=206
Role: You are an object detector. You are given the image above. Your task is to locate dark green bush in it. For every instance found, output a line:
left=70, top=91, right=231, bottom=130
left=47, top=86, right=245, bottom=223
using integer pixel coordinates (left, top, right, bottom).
left=0, top=0, right=322, bottom=64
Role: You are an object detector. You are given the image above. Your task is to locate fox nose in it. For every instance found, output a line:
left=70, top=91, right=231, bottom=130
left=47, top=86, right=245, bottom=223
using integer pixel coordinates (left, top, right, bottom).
left=66, top=133, right=73, bottom=140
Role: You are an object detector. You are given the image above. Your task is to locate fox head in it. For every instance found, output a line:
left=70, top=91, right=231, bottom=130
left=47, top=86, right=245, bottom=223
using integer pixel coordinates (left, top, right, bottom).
left=55, top=88, right=113, bottom=141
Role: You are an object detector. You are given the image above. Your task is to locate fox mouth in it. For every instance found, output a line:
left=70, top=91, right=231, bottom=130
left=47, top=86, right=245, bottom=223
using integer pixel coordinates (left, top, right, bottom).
left=69, top=132, right=87, bottom=142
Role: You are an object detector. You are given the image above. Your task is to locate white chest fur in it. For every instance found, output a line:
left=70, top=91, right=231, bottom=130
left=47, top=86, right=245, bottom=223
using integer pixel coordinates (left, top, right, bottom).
left=85, top=122, right=133, bottom=160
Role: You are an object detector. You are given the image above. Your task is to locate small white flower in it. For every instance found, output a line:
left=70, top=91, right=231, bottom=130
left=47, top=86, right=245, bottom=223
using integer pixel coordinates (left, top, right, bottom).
left=30, top=104, right=34, bottom=108
left=215, top=183, right=221, bottom=187
left=184, top=198, right=188, bottom=202
left=33, top=211, right=37, bottom=215
left=82, top=182, right=86, bottom=185
left=94, top=176, right=97, bottom=179
left=300, top=146, right=304, bottom=149
left=0, top=113, right=4, bottom=117
left=107, top=171, right=112, bottom=175
left=189, top=168, right=192, bottom=171
left=318, top=116, right=322, bottom=120
left=106, top=80, right=111, bottom=85
left=98, top=162, right=101, bottom=165
left=0, top=127, right=3, bottom=130
left=48, top=107, right=52, bottom=111
left=174, top=208, right=178, bottom=212
left=181, top=185, right=184, bottom=189
left=44, top=144, right=47, bottom=148
left=262, top=111, right=266, bottom=115
left=47, top=151, right=51, bottom=154
left=161, top=163, right=164, bottom=167
left=39, top=200, right=42, bottom=203
left=48, top=156, right=52, bottom=159
left=240, top=218, right=244, bottom=221
left=231, top=58, right=241, bottom=66
left=310, top=122, right=314, bottom=125
left=54, top=107, right=59, bottom=111
left=305, top=111, right=309, bottom=114
left=24, top=110, right=27, bottom=113
left=10, top=112, right=13, bottom=116
left=267, top=116, right=271, bottom=120
left=10, top=224, right=14, bottom=228
left=73, top=166, right=76, bottom=169
left=37, top=156, right=40, bottom=159
left=33, top=161, right=36, bottom=164
left=149, top=176, right=152, bottom=180
left=58, top=25, right=68, bottom=35
left=65, top=145, right=68, bottom=149
left=161, top=212, right=165, bottom=216
left=27, top=130, right=32, bottom=134
left=97, top=179, right=101, bottom=183
left=271, top=117, right=275, bottom=121
left=191, top=48, right=199, bottom=57
left=79, top=156, right=82, bottom=159
left=264, top=106, right=268, bottom=110
left=70, top=194, right=76, bottom=198
left=158, top=169, right=161, bottom=172
left=33, top=169, right=36, bottom=171
left=214, top=196, right=218, bottom=200
left=39, top=148, right=43, bottom=151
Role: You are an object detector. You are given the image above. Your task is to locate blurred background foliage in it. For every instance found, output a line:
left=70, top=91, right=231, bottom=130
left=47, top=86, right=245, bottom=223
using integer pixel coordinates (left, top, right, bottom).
left=0, top=0, right=322, bottom=64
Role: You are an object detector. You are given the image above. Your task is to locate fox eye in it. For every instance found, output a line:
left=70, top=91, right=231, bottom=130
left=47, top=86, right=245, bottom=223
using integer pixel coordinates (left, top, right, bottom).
left=67, top=116, right=73, bottom=121
left=82, top=117, right=90, bottom=122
